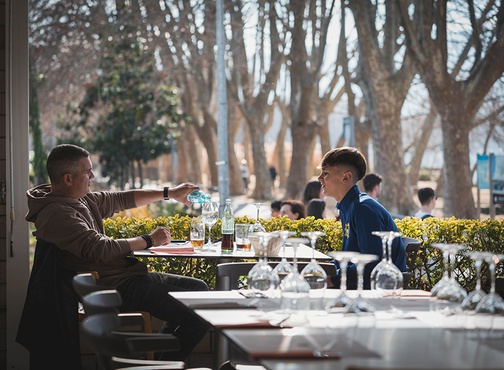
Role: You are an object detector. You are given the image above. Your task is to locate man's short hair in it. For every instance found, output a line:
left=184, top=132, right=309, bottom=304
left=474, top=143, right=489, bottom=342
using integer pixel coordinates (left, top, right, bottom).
left=319, top=147, right=367, bottom=181
left=47, top=144, right=90, bottom=184
left=417, top=187, right=436, bottom=205
left=363, top=173, right=383, bottom=193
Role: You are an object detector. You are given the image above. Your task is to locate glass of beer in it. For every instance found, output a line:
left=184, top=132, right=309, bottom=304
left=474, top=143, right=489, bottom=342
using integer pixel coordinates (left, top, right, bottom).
left=190, top=216, right=205, bottom=252
left=235, top=223, right=252, bottom=252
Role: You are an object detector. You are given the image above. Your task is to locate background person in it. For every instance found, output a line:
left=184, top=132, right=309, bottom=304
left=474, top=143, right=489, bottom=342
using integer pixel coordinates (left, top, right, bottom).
left=21, top=144, right=209, bottom=363
left=317, top=147, right=406, bottom=290
left=306, top=198, right=326, bottom=219
left=270, top=200, right=282, bottom=218
left=239, top=159, right=250, bottom=190
left=362, top=172, right=383, bottom=200
left=414, top=187, right=436, bottom=219
left=302, top=180, right=324, bottom=205
left=280, top=200, right=306, bottom=220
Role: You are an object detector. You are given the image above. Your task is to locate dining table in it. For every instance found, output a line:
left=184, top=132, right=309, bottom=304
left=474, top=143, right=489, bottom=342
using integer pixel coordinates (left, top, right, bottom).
left=169, top=289, right=504, bottom=370
left=134, top=241, right=332, bottom=261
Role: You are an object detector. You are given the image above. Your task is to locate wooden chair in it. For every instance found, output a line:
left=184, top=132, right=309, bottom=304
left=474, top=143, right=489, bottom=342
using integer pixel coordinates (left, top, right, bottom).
left=401, top=237, right=422, bottom=289
left=216, top=261, right=336, bottom=291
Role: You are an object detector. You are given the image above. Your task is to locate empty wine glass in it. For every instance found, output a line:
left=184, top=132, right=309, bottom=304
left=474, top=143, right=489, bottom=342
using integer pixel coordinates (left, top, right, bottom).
left=461, top=251, right=487, bottom=311
left=325, top=251, right=359, bottom=312
left=280, top=238, right=311, bottom=325
left=370, top=231, right=403, bottom=297
left=300, top=231, right=327, bottom=309
left=248, top=202, right=266, bottom=235
left=430, top=243, right=468, bottom=315
left=430, top=244, right=451, bottom=298
left=345, top=253, right=379, bottom=314
left=247, top=231, right=280, bottom=297
left=201, top=200, right=219, bottom=252
left=273, top=230, right=296, bottom=282
left=475, top=253, right=504, bottom=315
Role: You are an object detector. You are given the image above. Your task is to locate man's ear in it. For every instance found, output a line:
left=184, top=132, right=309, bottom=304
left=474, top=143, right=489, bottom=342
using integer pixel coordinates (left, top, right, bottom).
left=62, top=173, right=73, bottom=186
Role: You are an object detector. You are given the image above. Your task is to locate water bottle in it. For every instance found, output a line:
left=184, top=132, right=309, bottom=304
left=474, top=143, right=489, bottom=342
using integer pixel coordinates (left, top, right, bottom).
left=221, top=199, right=234, bottom=253
left=187, top=190, right=211, bottom=204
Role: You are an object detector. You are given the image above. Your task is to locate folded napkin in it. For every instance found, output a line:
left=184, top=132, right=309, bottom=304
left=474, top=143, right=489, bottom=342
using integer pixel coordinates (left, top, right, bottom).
left=149, top=244, right=194, bottom=254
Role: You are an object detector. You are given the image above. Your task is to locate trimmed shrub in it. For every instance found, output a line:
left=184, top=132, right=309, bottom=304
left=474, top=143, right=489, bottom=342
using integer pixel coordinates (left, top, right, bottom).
left=104, top=215, right=504, bottom=291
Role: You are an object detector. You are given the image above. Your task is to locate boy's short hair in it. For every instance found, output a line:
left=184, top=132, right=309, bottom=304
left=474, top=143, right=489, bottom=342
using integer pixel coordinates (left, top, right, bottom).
left=319, top=147, right=367, bottom=181
left=417, top=187, right=436, bottom=205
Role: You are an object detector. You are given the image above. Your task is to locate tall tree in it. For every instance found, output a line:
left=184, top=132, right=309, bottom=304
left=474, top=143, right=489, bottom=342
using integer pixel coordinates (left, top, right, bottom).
left=347, top=0, right=417, bottom=215
left=398, top=0, right=504, bottom=218
left=283, top=0, right=338, bottom=199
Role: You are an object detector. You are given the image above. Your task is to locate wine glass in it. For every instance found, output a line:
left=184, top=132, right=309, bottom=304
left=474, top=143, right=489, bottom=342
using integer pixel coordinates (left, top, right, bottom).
left=247, top=232, right=280, bottom=297
left=248, top=202, right=266, bottom=235
left=300, top=231, right=327, bottom=309
left=345, top=253, right=379, bottom=314
left=279, top=238, right=311, bottom=325
left=325, top=251, right=359, bottom=312
left=273, top=231, right=296, bottom=282
left=475, top=253, right=504, bottom=314
left=370, top=231, right=403, bottom=297
left=430, top=243, right=468, bottom=315
left=201, top=200, right=219, bottom=252
left=461, top=251, right=487, bottom=311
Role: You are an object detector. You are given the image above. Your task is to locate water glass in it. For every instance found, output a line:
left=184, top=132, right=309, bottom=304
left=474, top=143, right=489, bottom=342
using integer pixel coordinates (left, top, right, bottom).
left=190, top=216, right=205, bottom=252
left=235, top=223, right=252, bottom=252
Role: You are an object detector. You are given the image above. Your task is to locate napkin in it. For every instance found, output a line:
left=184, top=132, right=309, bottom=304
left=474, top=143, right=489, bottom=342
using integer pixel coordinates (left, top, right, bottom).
left=149, top=244, right=194, bottom=254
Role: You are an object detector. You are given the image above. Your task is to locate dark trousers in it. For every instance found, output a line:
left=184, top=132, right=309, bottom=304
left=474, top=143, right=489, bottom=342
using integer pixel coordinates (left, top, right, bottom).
left=117, top=272, right=210, bottom=361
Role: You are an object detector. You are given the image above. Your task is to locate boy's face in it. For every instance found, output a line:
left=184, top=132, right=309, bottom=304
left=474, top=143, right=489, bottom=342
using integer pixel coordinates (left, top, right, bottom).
left=317, top=165, right=353, bottom=202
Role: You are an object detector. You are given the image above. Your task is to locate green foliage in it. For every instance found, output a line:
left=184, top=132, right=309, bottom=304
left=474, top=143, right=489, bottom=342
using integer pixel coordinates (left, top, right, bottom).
left=396, top=217, right=504, bottom=291
left=75, top=34, right=186, bottom=188
left=104, top=215, right=504, bottom=291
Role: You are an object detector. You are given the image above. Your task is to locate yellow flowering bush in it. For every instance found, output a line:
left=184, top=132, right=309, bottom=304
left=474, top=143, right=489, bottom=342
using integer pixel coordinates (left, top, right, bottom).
left=104, top=215, right=504, bottom=291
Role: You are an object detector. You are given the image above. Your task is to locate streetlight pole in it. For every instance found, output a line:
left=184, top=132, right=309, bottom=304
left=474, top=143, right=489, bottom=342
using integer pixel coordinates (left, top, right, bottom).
left=216, top=0, right=229, bottom=214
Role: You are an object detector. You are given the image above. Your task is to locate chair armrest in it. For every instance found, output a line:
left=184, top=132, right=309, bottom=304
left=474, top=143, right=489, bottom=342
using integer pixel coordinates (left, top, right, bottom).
left=111, top=356, right=185, bottom=369
left=112, top=331, right=181, bottom=354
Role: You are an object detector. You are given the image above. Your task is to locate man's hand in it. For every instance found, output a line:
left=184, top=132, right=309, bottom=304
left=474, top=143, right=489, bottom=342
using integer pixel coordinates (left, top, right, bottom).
left=149, top=226, right=171, bottom=246
left=168, top=183, right=200, bottom=206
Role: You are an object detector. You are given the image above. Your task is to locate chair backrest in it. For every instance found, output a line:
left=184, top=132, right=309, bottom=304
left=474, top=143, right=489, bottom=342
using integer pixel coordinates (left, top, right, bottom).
left=401, top=237, right=421, bottom=272
left=216, top=261, right=336, bottom=290
left=82, top=289, right=123, bottom=316
left=73, top=272, right=99, bottom=299
left=401, top=237, right=421, bottom=289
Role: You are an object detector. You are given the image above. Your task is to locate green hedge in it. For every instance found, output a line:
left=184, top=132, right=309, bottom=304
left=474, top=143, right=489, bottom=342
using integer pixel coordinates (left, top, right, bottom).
left=104, top=215, right=504, bottom=291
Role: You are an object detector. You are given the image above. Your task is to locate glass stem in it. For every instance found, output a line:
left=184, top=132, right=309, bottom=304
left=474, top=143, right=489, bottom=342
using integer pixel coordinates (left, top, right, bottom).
left=340, top=261, right=347, bottom=293
left=386, top=237, right=395, bottom=263
left=207, top=225, right=212, bottom=244
left=489, top=261, right=496, bottom=294
left=356, top=263, right=364, bottom=298
left=381, top=238, right=387, bottom=263
left=442, top=250, right=449, bottom=278
left=475, top=259, right=482, bottom=292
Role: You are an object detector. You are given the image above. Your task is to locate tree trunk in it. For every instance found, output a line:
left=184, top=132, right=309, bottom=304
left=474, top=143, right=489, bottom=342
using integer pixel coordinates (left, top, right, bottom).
left=247, top=114, right=272, bottom=200
left=408, top=106, right=437, bottom=187
left=439, top=112, right=476, bottom=218
left=228, top=99, right=246, bottom=196
left=371, top=99, right=416, bottom=215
